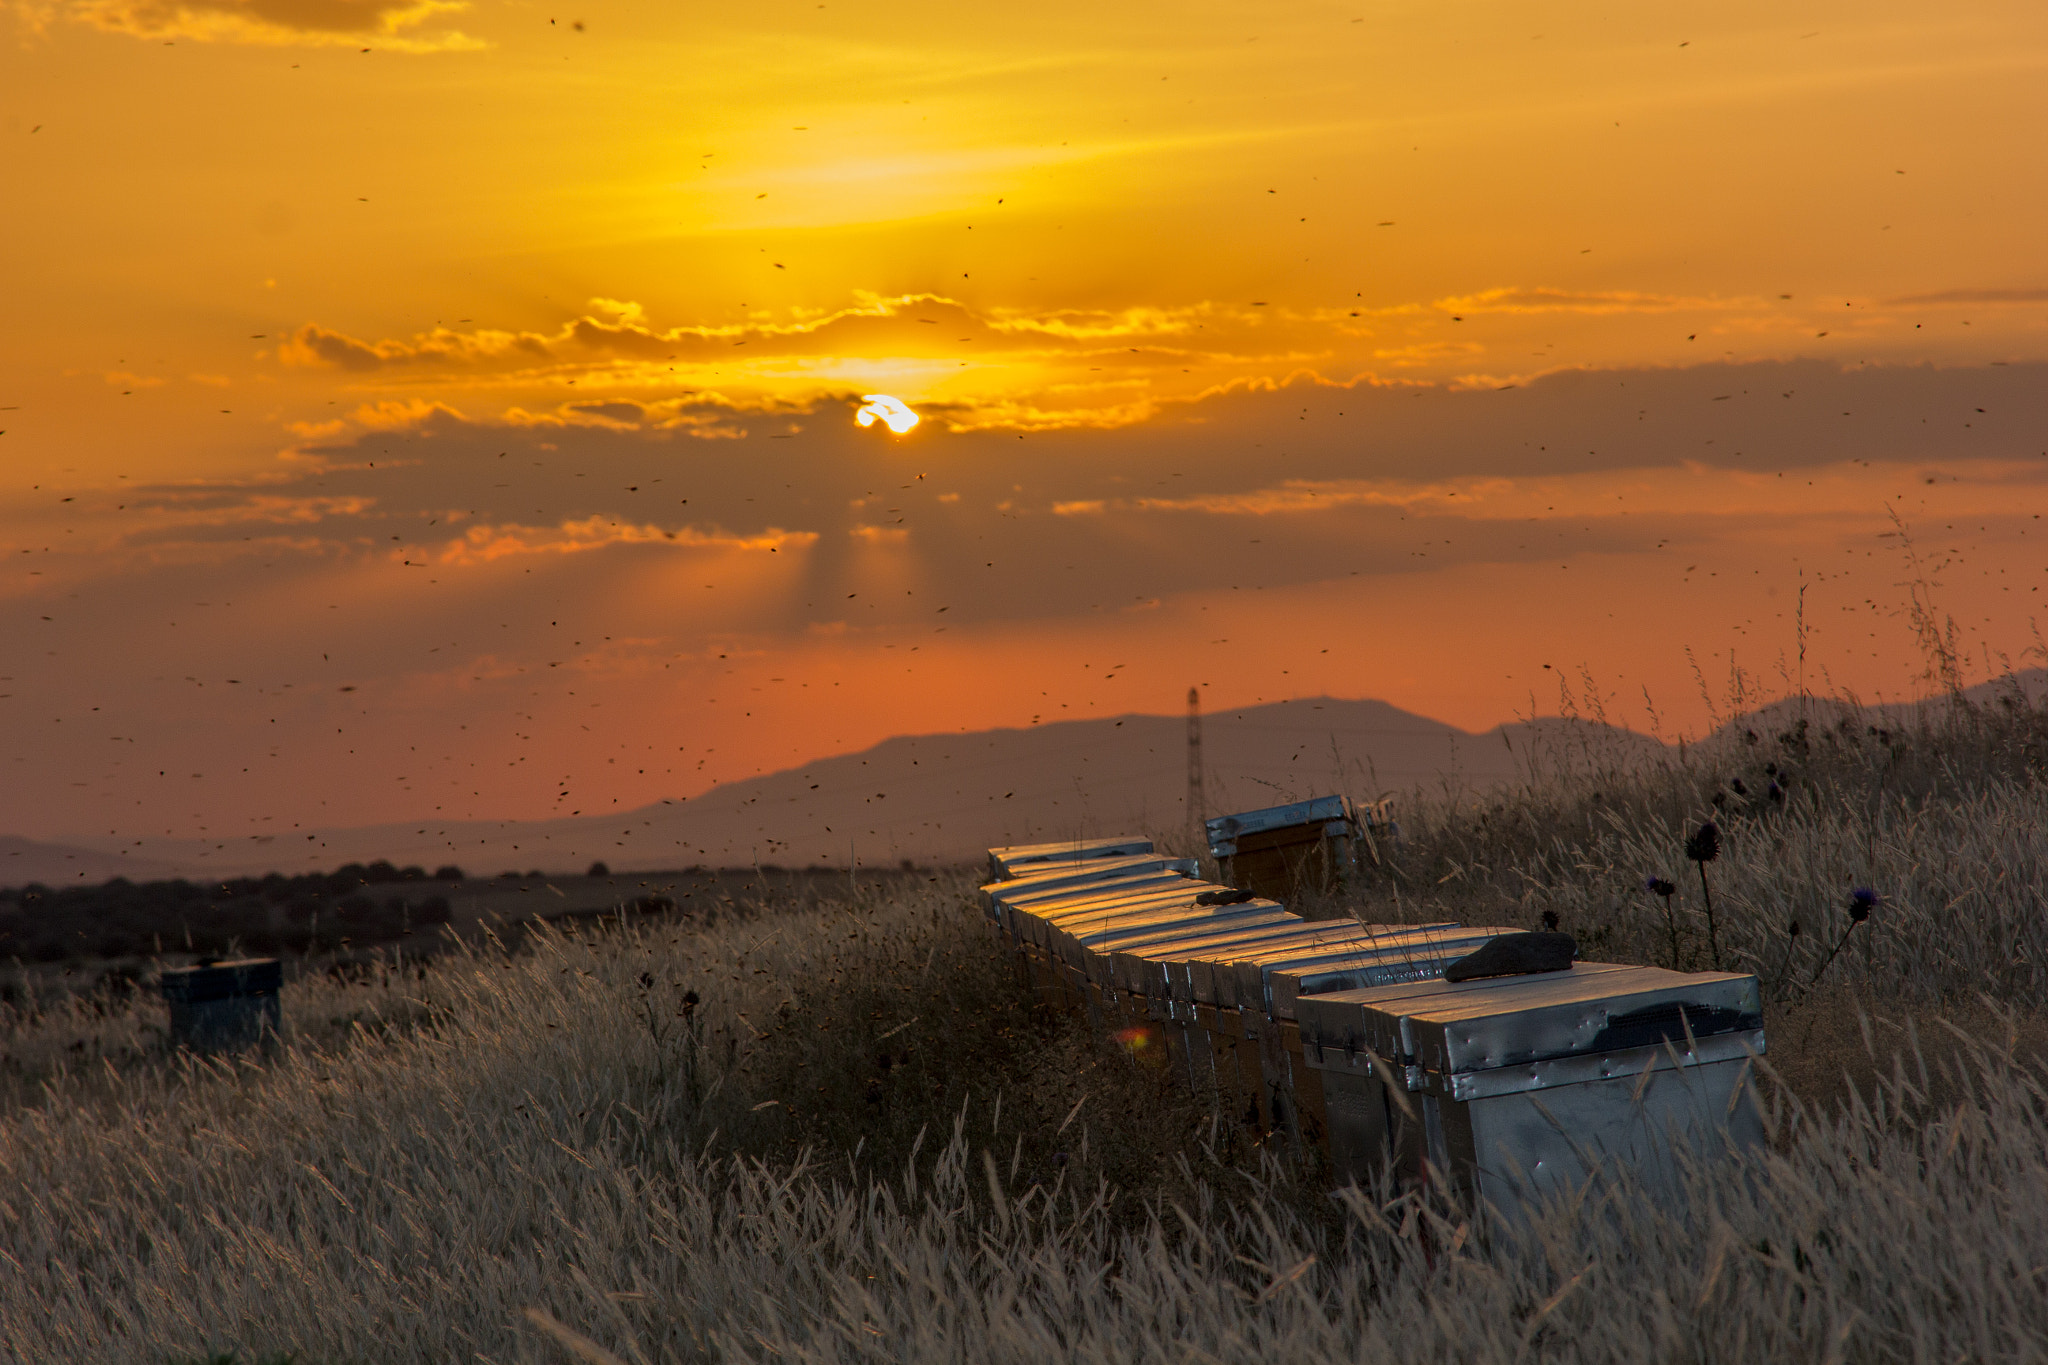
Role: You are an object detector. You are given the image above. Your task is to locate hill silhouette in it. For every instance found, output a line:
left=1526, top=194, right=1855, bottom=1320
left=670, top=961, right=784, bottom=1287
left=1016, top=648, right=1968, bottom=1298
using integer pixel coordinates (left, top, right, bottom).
left=29, top=697, right=1661, bottom=882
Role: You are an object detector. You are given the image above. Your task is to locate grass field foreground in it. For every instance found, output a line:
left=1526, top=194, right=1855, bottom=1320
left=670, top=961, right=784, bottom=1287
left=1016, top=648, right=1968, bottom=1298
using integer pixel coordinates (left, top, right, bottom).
left=2, top=694, right=2047, bottom=1362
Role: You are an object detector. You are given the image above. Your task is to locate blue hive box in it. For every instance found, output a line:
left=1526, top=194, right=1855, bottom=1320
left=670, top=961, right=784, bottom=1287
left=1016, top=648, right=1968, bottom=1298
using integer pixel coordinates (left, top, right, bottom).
left=159, top=957, right=283, bottom=1054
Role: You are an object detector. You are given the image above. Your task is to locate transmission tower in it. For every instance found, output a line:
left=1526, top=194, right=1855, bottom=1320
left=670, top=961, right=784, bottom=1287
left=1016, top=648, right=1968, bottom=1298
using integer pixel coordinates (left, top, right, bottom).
left=1186, top=685, right=1204, bottom=852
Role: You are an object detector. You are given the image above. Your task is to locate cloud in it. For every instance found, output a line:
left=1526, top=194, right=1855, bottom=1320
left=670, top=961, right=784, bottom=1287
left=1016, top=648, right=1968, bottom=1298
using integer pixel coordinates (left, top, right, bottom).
left=351, top=398, right=467, bottom=430
left=61, top=0, right=483, bottom=48
left=430, top=518, right=815, bottom=566
left=499, top=397, right=767, bottom=438
left=1431, top=287, right=1735, bottom=316
left=1371, top=341, right=1483, bottom=367
left=1883, top=288, right=2048, bottom=307
left=281, top=324, right=545, bottom=371
left=279, top=285, right=2006, bottom=436
left=268, top=294, right=1381, bottom=432
left=18, top=358, right=2044, bottom=625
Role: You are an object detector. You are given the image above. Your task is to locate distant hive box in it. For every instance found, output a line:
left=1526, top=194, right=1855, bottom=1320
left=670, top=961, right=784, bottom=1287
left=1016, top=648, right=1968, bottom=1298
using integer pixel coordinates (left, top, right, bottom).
left=1296, top=962, right=1765, bottom=1218
left=1206, top=796, right=1377, bottom=901
left=159, top=958, right=283, bottom=1054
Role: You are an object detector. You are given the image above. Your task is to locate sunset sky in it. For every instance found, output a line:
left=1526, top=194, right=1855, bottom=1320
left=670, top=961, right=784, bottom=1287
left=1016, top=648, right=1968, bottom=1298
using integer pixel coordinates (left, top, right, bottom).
left=3, top=0, right=2046, bottom=849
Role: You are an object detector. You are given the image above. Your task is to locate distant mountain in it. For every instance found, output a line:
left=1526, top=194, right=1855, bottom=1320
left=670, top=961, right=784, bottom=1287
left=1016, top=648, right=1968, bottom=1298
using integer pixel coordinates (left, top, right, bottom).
left=51, top=674, right=2029, bottom=885
left=0, top=835, right=181, bottom=888
left=19, top=671, right=2038, bottom=888
left=36, top=698, right=1664, bottom=883
left=1691, top=668, right=2048, bottom=755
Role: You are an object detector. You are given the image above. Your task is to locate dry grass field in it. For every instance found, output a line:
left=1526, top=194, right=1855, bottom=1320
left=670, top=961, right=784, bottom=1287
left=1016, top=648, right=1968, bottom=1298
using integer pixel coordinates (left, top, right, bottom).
left=2, top=689, right=2045, bottom=1363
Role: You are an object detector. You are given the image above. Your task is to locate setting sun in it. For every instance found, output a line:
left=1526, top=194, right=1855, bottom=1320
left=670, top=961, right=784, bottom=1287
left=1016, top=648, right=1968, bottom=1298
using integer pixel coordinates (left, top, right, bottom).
left=855, top=394, right=921, bottom=434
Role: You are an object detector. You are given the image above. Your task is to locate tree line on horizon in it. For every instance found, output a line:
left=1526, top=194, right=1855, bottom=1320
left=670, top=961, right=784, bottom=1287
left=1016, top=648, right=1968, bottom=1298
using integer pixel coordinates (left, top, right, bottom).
left=0, top=861, right=469, bottom=970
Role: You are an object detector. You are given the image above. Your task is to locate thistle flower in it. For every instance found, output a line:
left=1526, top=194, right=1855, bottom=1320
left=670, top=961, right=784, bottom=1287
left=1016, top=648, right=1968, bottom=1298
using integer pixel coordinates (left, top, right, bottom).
left=1541, top=910, right=1560, bottom=931
left=1786, top=918, right=1802, bottom=939
left=1808, top=889, right=1881, bottom=986
left=1685, top=821, right=1724, bottom=969
left=1646, top=876, right=1677, bottom=898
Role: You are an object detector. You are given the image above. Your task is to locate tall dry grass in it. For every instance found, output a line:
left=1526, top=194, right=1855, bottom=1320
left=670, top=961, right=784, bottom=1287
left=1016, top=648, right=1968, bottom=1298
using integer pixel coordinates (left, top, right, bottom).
left=1341, top=686, right=2048, bottom=1004
left=0, top=692, right=2045, bottom=1363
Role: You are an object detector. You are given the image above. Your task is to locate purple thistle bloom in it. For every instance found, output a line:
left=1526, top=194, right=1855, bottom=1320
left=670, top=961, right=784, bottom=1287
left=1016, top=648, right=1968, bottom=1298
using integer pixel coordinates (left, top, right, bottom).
left=1646, top=876, right=1677, bottom=898
left=1848, top=888, right=1880, bottom=923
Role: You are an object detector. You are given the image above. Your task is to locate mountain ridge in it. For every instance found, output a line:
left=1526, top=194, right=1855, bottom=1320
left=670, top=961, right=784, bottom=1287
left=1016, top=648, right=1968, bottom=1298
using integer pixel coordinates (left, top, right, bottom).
left=27, top=696, right=1657, bottom=883
left=23, top=672, right=2036, bottom=887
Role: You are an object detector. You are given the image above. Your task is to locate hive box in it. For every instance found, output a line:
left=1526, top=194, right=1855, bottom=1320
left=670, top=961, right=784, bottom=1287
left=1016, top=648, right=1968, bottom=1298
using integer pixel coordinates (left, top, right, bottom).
left=1296, top=963, right=1765, bottom=1219
left=1206, top=796, right=1360, bottom=900
left=987, top=868, right=1200, bottom=930
left=159, top=958, right=283, bottom=1054
left=1224, top=927, right=1513, bottom=1148
left=1000, top=879, right=1216, bottom=1014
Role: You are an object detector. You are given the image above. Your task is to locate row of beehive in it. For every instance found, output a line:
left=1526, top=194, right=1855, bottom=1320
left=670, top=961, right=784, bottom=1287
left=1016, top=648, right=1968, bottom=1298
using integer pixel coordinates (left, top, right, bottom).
left=980, top=828, right=1767, bottom=1221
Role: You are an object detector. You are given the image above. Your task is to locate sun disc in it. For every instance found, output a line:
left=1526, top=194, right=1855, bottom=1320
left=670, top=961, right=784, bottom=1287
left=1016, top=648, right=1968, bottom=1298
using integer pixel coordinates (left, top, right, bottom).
left=855, top=394, right=920, bottom=434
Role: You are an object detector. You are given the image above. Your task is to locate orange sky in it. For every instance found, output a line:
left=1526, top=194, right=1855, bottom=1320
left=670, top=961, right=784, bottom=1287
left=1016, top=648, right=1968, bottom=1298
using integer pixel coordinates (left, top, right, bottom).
left=3, top=0, right=2046, bottom=845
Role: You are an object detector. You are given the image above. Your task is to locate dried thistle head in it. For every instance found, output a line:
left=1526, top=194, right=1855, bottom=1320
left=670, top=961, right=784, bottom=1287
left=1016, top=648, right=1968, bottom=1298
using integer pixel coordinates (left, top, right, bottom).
left=1786, top=918, right=1801, bottom=939
left=1685, top=821, right=1721, bottom=865
left=1645, top=876, right=1677, bottom=899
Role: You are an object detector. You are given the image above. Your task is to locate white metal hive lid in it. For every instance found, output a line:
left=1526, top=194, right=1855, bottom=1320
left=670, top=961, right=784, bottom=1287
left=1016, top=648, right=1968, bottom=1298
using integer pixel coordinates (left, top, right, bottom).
left=987, top=837, right=1154, bottom=877
left=979, top=858, right=1156, bottom=912
left=983, top=852, right=1190, bottom=891
left=993, top=872, right=1200, bottom=914
left=1032, top=891, right=1233, bottom=959
left=1073, top=899, right=1290, bottom=950
left=1230, top=925, right=1491, bottom=983
left=1032, top=891, right=1235, bottom=955
left=1028, top=883, right=1224, bottom=926
left=1222, top=921, right=1466, bottom=968
left=1105, top=914, right=1308, bottom=992
left=1295, top=962, right=1635, bottom=1062
left=1222, top=923, right=1467, bottom=1011
left=1204, top=795, right=1351, bottom=855
left=1100, top=919, right=1303, bottom=978
left=1317, top=963, right=1763, bottom=1076
left=1133, top=918, right=1331, bottom=967
left=1411, top=962, right=1762, bottom=1075
left=1270, top=927, right=1523, bottom=1016
left=978, top=857, right=1197, bottom=910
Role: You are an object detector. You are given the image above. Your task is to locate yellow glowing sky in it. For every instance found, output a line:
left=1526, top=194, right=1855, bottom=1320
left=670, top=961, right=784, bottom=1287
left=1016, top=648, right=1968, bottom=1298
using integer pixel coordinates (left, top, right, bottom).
left=2, top=0, right=2046, bottom=845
